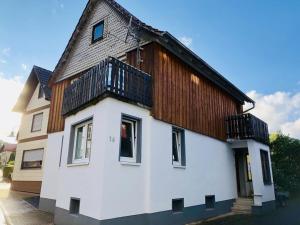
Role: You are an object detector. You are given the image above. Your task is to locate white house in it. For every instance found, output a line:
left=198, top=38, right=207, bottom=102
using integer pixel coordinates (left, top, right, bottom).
left=39, top=0, right=275, bottom=224
left=12, top=66, right=52, bottom=193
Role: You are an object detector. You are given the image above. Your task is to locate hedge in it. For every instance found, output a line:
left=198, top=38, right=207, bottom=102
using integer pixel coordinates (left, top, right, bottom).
left=3, top=165, right=14, bottom=179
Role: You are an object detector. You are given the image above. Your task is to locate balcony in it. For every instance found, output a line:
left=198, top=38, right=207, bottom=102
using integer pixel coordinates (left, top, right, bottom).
left=62, top=57, right=152, bottom=116
left=225, top=113, right=269, bottom=145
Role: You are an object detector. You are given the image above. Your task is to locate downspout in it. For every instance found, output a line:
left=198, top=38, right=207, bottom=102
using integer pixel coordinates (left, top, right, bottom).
left=243, top=101, right=255, bottom=114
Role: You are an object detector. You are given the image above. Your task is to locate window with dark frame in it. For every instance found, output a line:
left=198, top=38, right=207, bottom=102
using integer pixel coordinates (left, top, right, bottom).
left=172, top=127, right=185, bottom=166
left=246, top=154, right=252, bottom=182
left=21, top=149, right=44, bottom=169
left=260, top=150, right=272, bottom=185
left=205, top=195, right=215, bottom=209
left=120, top=115, right=141, bottom=163
left=69, top=198, right=80, bottom=215
left=38, top=85, right=44, bottom=99
left=92, top=20, right=104, bottom=43
left=31, top=113, right=43, bottom=132
left=172, top=198, right=184, bottom=213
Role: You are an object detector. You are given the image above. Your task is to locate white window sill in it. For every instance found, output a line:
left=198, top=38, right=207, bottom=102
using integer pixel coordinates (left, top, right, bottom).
left=67, top=162, right=89, bottom=167
left=173, top=165, right=186, bottom=169
left=120, top=161, right=141, bottom=167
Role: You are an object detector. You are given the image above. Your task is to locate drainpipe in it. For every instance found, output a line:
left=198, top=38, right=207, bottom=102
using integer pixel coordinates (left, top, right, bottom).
left=243, top=102, right=255, bottom=114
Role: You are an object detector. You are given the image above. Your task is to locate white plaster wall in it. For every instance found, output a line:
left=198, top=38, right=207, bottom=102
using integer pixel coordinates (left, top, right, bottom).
left=18, top=108, right=49, bottom=140
left=26, top=83, right=50, bottom=111
left=247, top=140, right=275, bottom=204
left=40, top=132, right=63, bottom=200
left=12, top=139, right=47, bottom=181
left=147, top=119, right=237, bottom=213
left=50, top=97, right=238, bottom=220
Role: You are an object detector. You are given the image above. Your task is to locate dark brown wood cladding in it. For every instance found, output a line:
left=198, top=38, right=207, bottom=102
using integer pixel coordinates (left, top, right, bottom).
left=11, top=180, right=42, bottom=194
left=127, top=42, right=242, bottom=141
left=47, top=79, right=70, bottom=133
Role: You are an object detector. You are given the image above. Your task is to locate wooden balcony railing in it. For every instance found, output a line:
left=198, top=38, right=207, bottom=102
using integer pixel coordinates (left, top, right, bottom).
left=62, top=57, right=152, bottom=116
left=225, top=113, right=269, bottom=145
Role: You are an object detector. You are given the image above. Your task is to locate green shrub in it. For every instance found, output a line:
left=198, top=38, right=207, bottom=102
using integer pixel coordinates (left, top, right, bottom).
left=3, top=165, right=14, bottom=179
left=7, top=161, right=14, bottom=166
left=8, top=152, right=15, bottom=162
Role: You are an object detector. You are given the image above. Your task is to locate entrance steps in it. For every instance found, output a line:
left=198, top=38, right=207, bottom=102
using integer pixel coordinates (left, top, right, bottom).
left=231, top=198, right=253, bottom=214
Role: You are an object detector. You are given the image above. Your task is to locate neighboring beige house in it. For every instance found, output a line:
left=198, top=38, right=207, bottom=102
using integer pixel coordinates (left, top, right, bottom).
left=12, top=66, right=52, bottom=194
left=0, top=143, right=16, bottom=166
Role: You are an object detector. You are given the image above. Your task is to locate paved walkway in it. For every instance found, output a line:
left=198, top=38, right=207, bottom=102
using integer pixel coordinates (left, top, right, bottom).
left=0, top=171, right=54, bottom=225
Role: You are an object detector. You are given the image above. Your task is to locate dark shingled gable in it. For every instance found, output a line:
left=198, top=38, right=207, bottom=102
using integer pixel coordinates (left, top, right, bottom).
left=12, top=66, right=52, bottom=113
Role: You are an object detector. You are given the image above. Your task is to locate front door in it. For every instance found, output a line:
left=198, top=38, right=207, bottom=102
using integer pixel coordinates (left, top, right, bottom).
left=235, top=150, right=253, bottom=197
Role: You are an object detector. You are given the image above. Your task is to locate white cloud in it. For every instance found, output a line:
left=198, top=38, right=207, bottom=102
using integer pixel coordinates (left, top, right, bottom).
left=0, top=59, right=7, bottom=64
left=247, top=90, right=300, bottom=139
left=2, top=48, right=10, bottom=56
left=0, top=75, right=23, bottom=141
left=21, top=63, right=27, bottom=71
left=60, top=3, right=64, bottom=9
left=179, top=36, right=193, bottom=48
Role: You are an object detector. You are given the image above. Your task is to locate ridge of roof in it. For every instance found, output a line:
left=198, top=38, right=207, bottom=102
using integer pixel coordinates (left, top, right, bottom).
left=49, top=0, right=253, bottom=104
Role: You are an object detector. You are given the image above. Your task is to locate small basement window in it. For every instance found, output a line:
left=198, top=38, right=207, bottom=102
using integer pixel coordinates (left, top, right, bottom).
left=119, top=115, right=141, bottom=163
left=172, top=198, right=184, bottom=213
left=69, top=198, right=80, bottom=215
left=260, top=150, right=272, bottom=185
left=21, top=149, right=44, bottom=169
left=92, top=20, right=104, bottom=43
left=172, top=127, right=186, bottom=166
left=205, top=195, right=215, bottom=209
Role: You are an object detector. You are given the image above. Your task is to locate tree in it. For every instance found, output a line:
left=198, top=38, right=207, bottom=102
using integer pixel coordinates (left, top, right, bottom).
left=270, top=133, right=300, bottom=194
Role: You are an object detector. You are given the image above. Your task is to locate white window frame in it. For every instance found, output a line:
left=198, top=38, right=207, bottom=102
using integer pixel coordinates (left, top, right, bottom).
left=172, top=129, right=182, bottom=166
left=31, top=113, right=43, bottom=132
left=72, top=120, right=93, bottom=164
left=120, top=118, right=138, bottom=163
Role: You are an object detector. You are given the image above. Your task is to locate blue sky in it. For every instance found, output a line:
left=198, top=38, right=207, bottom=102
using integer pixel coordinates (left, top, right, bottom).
left=0, top=0, right=300, bottom=138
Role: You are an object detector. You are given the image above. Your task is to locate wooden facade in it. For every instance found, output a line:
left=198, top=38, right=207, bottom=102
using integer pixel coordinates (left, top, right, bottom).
left=48, top=79, right=70, bottom=133
left=127, top=43, right=242, bottom=141
left=49, top=42, right=243, bottom=141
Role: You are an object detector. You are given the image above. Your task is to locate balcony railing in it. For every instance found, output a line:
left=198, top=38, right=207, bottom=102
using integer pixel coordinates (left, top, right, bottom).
left=225, top=113, right=269, bottom=145
left=62, top=57, right=152, bottom=116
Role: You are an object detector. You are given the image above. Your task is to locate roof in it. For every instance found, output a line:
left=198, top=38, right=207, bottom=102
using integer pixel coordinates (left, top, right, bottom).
left=0, top=143, right=16, bottom=153
left=12, top=66, right=52, bottom=112
left=49, top=0, right=254, bottom=105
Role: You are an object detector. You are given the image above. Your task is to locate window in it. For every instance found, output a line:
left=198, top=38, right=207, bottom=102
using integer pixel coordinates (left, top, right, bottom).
left=172, top=127, right=185, bottom=166
left=38, top=85, right=44, bottom=98
left=172, top=199, right=184, bottom=213
left=119, top=115, right=141, bottom=163
left=205, top=195, right=215, bottom=209
left=31, top=113, right=43, bottom=132
left=21, top=149, right=44, bottom=169
left=260, top=150, right=272, bottom=185
left=246, top=154, right=252, bottom=182
left=69, top=198, right=80, bottom=215
left=92, top=21, right=104, bottom=43
left=69, top=119, right=93, bottom=164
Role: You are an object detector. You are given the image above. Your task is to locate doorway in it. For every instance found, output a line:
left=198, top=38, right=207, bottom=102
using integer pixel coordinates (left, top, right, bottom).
left=235, top=149, right=253, bottom=198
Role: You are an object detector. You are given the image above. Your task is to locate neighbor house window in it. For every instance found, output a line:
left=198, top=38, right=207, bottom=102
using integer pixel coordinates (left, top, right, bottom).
left=21, top=149, right=44, bottom=169
left=38, top=85, right=44, bottom=98
left=260, top=150, right=272, bottom=185
left=172, top=127, right=186, bottom=166
left=70, top=119, right=93, bottom=164
left=119, top=115, right=141, bottom=163
left=31, top=113, right=43, bottom=132
left=92, top=21, right=104, bottom=43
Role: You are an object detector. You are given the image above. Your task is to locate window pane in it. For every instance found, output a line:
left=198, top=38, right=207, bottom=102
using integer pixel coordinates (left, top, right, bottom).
left=32, top=113, right=43, bottom=132
left=38, top=85, right=44, bottom=98
left=93, top=22, right=104, bottom=41
left=172, top=132, right=179, bottom=162
left=120, top=121, right=133, bottom=158
left=75, top=127, right=83, bottom=159
left=85, top=123, right=93, bottom=158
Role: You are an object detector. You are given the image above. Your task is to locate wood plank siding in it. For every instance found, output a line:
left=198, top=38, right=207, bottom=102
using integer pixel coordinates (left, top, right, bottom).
left=47, top=79, right=70, bottom=133
left=127, top=43, right=242, bottom=141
